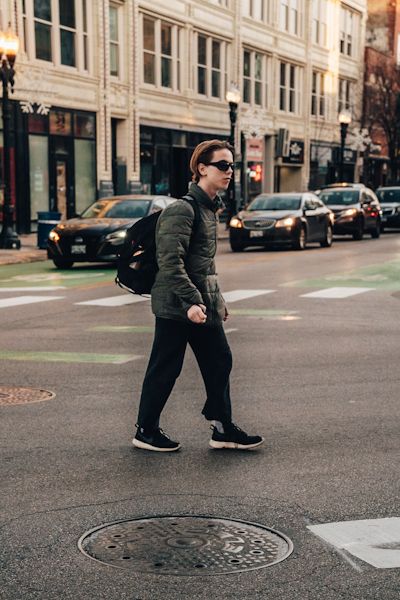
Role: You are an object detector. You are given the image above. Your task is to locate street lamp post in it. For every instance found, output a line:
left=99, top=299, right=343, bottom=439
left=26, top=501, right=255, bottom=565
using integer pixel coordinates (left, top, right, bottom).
left=338, top=109, right=352, bottom=183
left=0, top=27, right=20, bottom=250
left=225, top=84, right=241, bottom=224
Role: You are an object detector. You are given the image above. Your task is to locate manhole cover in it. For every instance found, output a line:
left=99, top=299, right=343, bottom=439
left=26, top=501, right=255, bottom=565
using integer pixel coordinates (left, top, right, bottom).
left=0, top=386, right=55, bottom=406
left=78, top=515, right=293, bottom=575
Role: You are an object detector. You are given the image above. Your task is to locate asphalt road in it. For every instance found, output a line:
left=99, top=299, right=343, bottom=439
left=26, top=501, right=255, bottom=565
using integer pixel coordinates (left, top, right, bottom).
left=1, top=232, right=400, bottom=600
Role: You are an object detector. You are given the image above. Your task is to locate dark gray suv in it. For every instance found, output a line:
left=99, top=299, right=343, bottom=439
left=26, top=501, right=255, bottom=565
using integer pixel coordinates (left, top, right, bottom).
left=375, top=187, right=400, bottom=230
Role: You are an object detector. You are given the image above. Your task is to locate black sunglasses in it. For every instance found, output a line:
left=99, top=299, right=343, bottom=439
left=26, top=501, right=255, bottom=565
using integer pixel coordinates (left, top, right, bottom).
left=207, top=160, right=235, bottom=172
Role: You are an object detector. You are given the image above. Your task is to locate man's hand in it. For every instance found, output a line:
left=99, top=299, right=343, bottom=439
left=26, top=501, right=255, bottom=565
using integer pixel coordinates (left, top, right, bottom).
left=223, top=306, right=229, bottom=322
left=187, top=304, right=207, bottom=324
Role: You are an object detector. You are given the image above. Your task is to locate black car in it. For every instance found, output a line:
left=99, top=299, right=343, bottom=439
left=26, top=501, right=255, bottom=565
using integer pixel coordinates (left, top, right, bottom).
left=229, top=193, right=334, bottom=251
left=375, top=187, right=400, bottom=230
left=318, top=186, right=381, bottom=240
left=47, top=195, right=176, bottom=268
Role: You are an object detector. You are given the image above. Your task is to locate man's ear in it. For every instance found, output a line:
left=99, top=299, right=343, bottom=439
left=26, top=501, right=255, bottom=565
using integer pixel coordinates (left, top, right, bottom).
left=198, top=162, right=208, bottom=177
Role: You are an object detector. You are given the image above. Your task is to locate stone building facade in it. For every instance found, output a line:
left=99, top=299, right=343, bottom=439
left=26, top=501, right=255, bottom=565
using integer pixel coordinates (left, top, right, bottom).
left=0, top=0, right=367, bottom=232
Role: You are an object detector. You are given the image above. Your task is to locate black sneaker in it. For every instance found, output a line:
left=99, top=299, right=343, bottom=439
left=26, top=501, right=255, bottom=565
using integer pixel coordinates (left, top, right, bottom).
left=209, top=423, right=264, bottom=450
left=132, top=426, right=181, bottom=452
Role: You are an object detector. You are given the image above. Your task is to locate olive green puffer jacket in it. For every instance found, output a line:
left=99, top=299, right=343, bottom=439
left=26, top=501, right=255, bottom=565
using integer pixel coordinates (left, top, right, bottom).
left=151, top=183, right=226, bottom=326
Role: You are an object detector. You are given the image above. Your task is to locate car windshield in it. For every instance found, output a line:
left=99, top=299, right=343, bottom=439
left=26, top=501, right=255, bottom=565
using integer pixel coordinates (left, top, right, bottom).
left=248, top=195, right=301, bottom=211
left=319, top=190, right=359, bottom=206
left=80, top=200, right=151, bottom=219
left=376, top=189, right=400, bottom=203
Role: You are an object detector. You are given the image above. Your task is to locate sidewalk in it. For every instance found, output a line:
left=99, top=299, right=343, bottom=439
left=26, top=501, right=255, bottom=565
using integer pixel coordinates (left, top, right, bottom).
left=0, top=224, right=229, bottom=267
left=0, top=234, right=47, bottom=266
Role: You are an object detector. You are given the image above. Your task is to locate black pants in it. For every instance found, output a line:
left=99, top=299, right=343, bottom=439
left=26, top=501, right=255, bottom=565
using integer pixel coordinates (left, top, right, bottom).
left=137, top=317, right=233, bottom=430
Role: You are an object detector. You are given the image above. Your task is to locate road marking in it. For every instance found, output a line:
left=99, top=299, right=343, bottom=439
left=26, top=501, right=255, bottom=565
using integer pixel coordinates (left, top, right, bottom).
left=229, top=309, right=300, bottom=320
left=301, top=287, right=374, bottom=299
left=0, top=296, right=64, bottom=308
left=89, top=325, right=154, bottom=333
left=307, top=518, right=400, bottom=569
left=224, top=328, right=238, bottom=334
left=0, top=351, right=143, bottom=364
left=0, top=286, right=66, bottom=292
left=76, top=294, right=149, bottom=307
left=223, top=289, right=275, bottom=302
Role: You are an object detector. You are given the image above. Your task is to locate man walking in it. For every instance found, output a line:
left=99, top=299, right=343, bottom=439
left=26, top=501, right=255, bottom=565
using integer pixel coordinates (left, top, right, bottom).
left=132, top=139, right=264, bottom=452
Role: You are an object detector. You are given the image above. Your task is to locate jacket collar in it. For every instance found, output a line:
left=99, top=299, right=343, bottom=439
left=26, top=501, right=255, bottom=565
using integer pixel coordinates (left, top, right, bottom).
left=187, top=182, right=223, bottom=213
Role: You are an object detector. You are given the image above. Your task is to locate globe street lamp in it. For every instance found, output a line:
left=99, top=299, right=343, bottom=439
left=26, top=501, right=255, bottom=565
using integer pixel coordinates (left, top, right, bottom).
left=0, top=27, right=20, bottom=249
left=338, top=109, right=352, bottom=183
left=225, top=84, right=241, bottom=223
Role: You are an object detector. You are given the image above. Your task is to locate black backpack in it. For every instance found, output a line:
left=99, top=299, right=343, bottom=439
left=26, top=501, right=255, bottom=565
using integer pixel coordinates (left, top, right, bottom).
left=115, top=195, right=200, bottom=295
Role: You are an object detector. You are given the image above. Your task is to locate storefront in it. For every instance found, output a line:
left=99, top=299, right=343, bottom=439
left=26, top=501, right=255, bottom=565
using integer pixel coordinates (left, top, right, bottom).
left=309, top=143, right=356, bottom=190
left=0, top=102, right=97, bottom=233
left=140, top=125, right=228, bottom=199
left=275, top=140, right=304, bottom=192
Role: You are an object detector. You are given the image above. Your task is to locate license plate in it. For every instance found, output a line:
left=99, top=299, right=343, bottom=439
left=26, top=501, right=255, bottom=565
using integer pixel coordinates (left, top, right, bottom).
left=71, top=244, right=86, bottom=254
left=250, top=230, right=264, bottom=238
left=381, top=217, right=387, bottom=222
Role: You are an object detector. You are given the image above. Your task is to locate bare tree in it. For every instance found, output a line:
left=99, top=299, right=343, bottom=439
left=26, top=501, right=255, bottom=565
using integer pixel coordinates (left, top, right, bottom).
left=363, top=56, right=400, bottom=183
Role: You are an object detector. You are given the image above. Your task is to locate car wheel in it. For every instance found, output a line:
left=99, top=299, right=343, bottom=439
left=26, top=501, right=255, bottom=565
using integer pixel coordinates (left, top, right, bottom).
left=320, top=224, right=333, bottom=248
left=230, top=242, right=245, bottom=252
left=352, top=220, right=364, bottom=240
left=292, top=226, right=307, bottom=250
left=53, top=258, right=74, bottom=269
left=370, top=221, right=381, bottom=239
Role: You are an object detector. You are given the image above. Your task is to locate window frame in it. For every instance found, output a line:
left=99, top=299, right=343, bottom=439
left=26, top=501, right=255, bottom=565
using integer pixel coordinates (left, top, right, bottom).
left=311, top=70, right=327, bottom=118
left=242, top=47, right=269, bottom=108
left=24, top=0, right=91, bottom=72
left=339, top=5, right=360, bottom=58
left=338, top=77, right=353, bottom=113
left=279, top=60, right=302, bottom=114
left=141, top=13, right=182, bottom=93
left=312, top=0, right=328, bottom=47
left=195, top=31, right=228, bottom=101
left=279, top=0, right=302, bottom=36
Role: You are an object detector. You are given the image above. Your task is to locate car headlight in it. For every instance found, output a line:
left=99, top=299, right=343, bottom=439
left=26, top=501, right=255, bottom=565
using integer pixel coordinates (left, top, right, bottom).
left=343, top=208, right=357, bottom=217
left=229, top=217, right=243, bottom=228
left=396, top=207, right=400, bottom=213
left=49, top=229, right=60, bottom=242
left=275, top=217, right=295, bottom=228
left=105, top=230, right=127, bottom=245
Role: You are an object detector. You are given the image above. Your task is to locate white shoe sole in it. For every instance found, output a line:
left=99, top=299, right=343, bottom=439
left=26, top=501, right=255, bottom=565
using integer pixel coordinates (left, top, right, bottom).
left=132, top=438, right=181, bottom=452
left=209, top=438, right=264, bottom=450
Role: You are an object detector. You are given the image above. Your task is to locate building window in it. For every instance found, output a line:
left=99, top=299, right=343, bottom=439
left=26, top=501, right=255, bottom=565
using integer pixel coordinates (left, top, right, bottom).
left=312, top=0, right=327, bottom=47
left=109, top=4, right=119, bottom=76
left=196, top=33, right=228, bottom=100
left=34, top=0, right=52, bottom=61
left=279, top=0, right=301, bottom=36
left=29, top=0, right=89, bottom=70
left=279, top=61, right=301, bottom=113
left=311, top=71, right=326, bottom=117
left=142, top=15, right=181, bottom=91
left=22, top=0, right=28, bottom=53
left=243, top=49, right=269, bottom=107
left=338, top=78, right=353, bottom=113
left=243, top=0, right=271, bottom=21
left=82, top=0, right=88, bottom=70
left=340, top=6, right=359, bottom=58
left=59, top=0, right=76, bottom=66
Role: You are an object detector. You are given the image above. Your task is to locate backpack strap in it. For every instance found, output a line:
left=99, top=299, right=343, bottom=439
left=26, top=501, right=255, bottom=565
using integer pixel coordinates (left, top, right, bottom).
left=182, top=194, right=200, bottom=235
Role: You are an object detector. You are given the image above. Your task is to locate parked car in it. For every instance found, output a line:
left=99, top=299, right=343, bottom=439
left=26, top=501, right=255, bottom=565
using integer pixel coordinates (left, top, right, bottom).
left=318, top=186, right=381, bottom=240
left=47, top=195, right=176, bottom=268
left=375, top=186, right=400, bottom=230
left=229, top=193, right=334, bottom=252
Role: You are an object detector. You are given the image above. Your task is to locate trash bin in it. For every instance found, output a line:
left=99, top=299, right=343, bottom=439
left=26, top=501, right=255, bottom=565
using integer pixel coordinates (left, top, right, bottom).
left=37, top=211, right=62, bottom=249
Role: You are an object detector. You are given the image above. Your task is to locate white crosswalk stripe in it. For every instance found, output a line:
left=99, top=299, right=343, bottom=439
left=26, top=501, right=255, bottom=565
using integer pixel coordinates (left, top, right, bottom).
left=75, top=294, right=149, bottom=307
left=223, top=289, right=275, bottom=302
left=0, top=296, right=64, bottom=308
left=301, top=287, right=374, bottom=299
left=0, top=286, right=66, bottom=292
